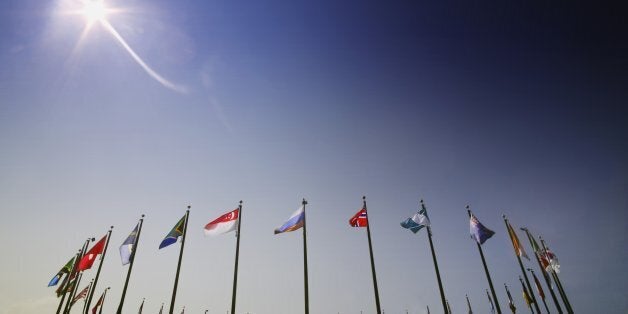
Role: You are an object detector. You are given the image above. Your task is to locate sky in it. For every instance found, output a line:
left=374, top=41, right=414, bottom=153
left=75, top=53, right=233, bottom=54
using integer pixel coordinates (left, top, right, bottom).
left=0, top=0, right=626, bottom=313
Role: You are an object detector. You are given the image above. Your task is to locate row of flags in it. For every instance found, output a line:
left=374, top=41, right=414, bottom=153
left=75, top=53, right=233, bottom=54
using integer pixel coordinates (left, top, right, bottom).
left=49, top=199, right=569, bottom=314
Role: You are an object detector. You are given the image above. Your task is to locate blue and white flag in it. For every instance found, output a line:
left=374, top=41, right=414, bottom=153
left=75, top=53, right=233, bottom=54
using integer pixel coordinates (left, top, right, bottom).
left=401, top=207, right=430, bottom=233
left=274, top=205, right=305, bottom=234
left=120, top=223, right=140, bottom=265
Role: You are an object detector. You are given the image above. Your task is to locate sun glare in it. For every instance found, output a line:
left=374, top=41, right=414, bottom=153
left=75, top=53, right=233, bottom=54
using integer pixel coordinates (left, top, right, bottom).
left=81, top=0, right=107, bottom=23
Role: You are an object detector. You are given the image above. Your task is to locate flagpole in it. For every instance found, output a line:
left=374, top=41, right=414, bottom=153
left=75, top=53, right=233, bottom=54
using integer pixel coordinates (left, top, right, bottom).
left=231, top=201, right=243, bottom=314
left=64, top=272, right=83, bottom=313
left=505, top=284, right=516, bottom=314
left=528, top=268, right=550, bottom=314
left=302, top=198, right=310, bottom=314
left=539, top=237, right=573, bottom=313
left=521, top=228, right=562, bottom=314
left=487, top=289, right=495, bottom=313
left=503, top=216, right=541, bottom=314
left=421, top=200, right=448, bottom=314
left=466, top=294, right=473, bottom=314
left=467, top=206, right=501, bottom=314
left=85, top=226, right=114, bottom=314
left=56, top=249, right=81, bottom=314
left=363, top=196, right=381, bottom=314
left=98, top=287, right=110, bottom=314
left=117, top=215, right=146, bottom=314
left=169, top=207, right=190, bottom=314
left=60, top=238, right=93, bottom=314
left=519, top=276, right=534, bottom=314
left=82, top=279, right=94, bottom=314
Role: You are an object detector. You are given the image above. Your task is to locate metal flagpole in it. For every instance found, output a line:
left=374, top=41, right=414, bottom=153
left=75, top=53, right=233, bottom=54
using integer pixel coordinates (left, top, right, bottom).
left=519, top=276, right=534, bottom=314
left=117, top=215, right=146, bottom=313
left=85, top=226, right=114, bottom=313
left=363, top=196, right=382, bottom=314
left=521, top=228, right=562, bottom=313
left=169, top=207, right=190, bottom=314
left=421, top=200, right=448, bottom=314
left=503, top=216, right=541, bottom=314
left=98, top=287, right=110, bottom=314
left=466, top=294, right=473, bottom=314
left=56, top=249, right=81, bottom=314
left=231, top=201, right=243, bottom=314
left=487, top=289, right=496, bottom=313
left=302, top=199, right=310, bottom=314
left=64, top=272, right=83, bottom=313
left=467, top=206, right=502, bottom=314
left=82, top=279, right=94, bottom=314
left=539, top=237, right=573, bottom=313
left=61, top=238, right=93, bottom=314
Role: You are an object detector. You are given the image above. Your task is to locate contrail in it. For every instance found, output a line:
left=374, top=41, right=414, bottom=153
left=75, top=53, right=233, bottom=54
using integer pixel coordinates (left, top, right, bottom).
left=100, top=19, right=187, bottom=93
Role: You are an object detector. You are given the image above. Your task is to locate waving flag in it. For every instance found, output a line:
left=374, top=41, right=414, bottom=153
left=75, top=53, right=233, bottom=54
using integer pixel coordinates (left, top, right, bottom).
left=78, top=235, right=107, bottom=271
left=469, top=212, right=495, bottom=244
left=204, top=208, right=239, bottom=236
left=531, top=271, right=545, bottom=300
left=400, top=206, right=430, bottom=233
left=56, top=274, right=76, bottom=297
left=274, top=205, right=305, bottom=234
left=48, top=256, right=75, bottom=287
left=506, top=220, right=530, bottom=260
left=349, top=208, right=368, bottom=227
left=159, top=214, right=186, bottom=249
left=542, top=248, right=560, bottom=273
left=91, top=289, right=106, bottom=314
left=71, top=283, right=91, bottom=305
left=120, top=223, right=140, bottom=265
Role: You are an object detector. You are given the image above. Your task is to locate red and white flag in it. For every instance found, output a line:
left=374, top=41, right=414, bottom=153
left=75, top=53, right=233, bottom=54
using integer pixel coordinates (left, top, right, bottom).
left=78, top=235, right=107, bottom=271
left=204, top=208, right=239, bottom=236
left=349, top=208, right=368, bottom=227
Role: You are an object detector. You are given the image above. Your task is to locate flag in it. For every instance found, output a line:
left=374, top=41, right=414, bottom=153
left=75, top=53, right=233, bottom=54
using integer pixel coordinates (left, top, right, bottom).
left=506, top=221, right=530, bottom=260
left=469, top=212, right=495, bottom=244
left=349, top=208, right=368, bottom=227
left=159, top=214, right=186, bottom=249
left=505, top=284, right=517, bottom=313
left=204, top=208, right=239, bottom=236
left=529, top=234, right=541, bottom=253
left=71, top=283, right=90, bottom=305
left=91, top=290, right=106, bottom=314
left=56, top=274, right=76, bottom=297
left=531, top=271, right=545, bottom=300
left=120, top=223, right=140, bottom=265
left=274, top=205, right=305, bottom=234
left=78, top=235, right=107, bottom=271
left=400, top=206, right=430, bottom=233
left=138, top=298, right=144, bottom=313
left=542, top=248, right=560, bottom=273
left=48, top=256, right=75, bottom=287
left=521, top=279, right=533, bottom=308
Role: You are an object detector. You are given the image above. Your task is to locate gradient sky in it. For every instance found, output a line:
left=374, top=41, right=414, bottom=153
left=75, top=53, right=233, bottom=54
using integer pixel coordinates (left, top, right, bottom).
left=0, top=0, right=626, bottom=313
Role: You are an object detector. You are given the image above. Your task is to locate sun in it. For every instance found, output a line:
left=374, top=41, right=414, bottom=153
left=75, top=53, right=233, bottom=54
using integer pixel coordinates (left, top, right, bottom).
left=81, top=0, right=108, bottom=23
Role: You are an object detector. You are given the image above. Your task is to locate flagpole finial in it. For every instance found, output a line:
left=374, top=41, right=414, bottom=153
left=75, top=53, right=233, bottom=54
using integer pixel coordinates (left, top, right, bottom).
left=90, top=237, right=95, bottom=241
left=187, top=205, right=191, bottom=210
left=110, top=225, right=114, bottom=230
left=302, top=198, right=307, bottom=205
left=141, top=214, right=145, bottom=218
left=239, top=200, right=243, bottom=205
left=420, top=199, right=424, bottom=204
left=520, top=226, right=527, bottom=231
left=502, top=214, right=507, bottom=219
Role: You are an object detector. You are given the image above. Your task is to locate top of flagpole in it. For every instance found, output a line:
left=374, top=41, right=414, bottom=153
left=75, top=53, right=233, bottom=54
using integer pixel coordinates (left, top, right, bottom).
left=302, top=198, right=307, bottom=206
left=466, top=204, right=471, bottom=217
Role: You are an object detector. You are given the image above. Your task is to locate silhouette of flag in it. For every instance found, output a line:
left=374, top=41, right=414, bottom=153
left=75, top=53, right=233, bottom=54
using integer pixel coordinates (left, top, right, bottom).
left=71, top=283, right=90, bottom=305
left=91, top=289, right=106, bottom=314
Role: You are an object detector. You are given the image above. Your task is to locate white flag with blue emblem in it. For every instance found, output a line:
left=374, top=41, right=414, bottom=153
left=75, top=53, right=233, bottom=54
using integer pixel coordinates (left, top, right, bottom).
left=401, top=206, right=430, bottom=233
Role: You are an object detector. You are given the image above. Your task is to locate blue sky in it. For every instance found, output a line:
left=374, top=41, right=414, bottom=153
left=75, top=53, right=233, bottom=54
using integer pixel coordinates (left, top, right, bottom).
left=0, top=0, right=626, bottom=313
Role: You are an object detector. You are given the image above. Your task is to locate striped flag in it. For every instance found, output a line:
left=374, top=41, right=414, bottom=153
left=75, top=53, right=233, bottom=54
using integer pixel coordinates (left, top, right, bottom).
left=71, top=283, right=91, bottom=305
